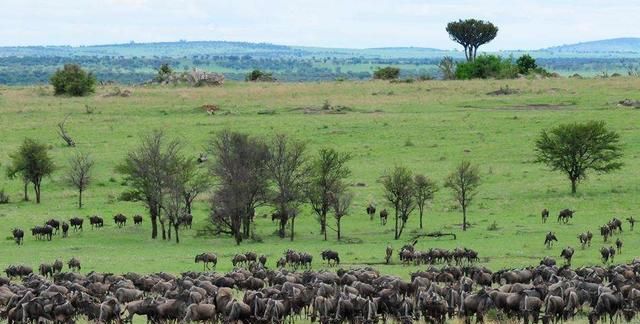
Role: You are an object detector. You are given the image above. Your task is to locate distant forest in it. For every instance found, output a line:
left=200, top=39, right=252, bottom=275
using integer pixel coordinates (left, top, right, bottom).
left=2, top=41, right=640, bottom=84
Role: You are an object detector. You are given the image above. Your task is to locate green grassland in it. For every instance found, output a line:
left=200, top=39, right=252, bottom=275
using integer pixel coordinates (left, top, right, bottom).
left=0, top=78, right=639, bottom=279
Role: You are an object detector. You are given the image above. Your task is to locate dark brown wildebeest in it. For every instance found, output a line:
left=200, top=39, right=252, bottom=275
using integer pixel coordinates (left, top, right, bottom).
left=39, top=263, right=53, bottom=277
left=69, top=217, right=83, bottom=231
left=61, top=222, right=69, bottom=238
left=232, top=254, right=247, bottom=267
left=195, top=253, right=217, bottom=270
left=133, top=214, right=143, bottom=225
left=543, top=294, right=565, bottom=324
left=541, top=208, right=549, bottom=223
left=89, top=215, right=103, bottom=229
left=244, top=251, right=257, bottom=263
left=276, top=257, right=286, bottom=268
left=560, top=247, right=574, bottom=265
left=627, top=217, right=635, bottom=231
left=578, top=231, right=593, bottom=248
left=12, top=228, right=24, bottom=245
left=180, top=213, right=193, bottom=229
left=600, top=247, right=616, bottom=264
left=113, top=213, right=127, bottom=227
left=385, top=245, right=393, bottom=264
left=258, top=254, right=267, bottom=267
left=366, top=204, right=376, bottom=221
left=615, top=238, right=623, bottom=253
left=540, top=256, right=556, bottom=267
left=46, top=218, right=61, bottom=234
left=461, top=289, right=495, bottom=324
left=52, top=259, right=63, bottom=273
left=321, top=250, right=340, bottom=266
left=544, top=232, right=557, bottom=248
left=379, top=209, right=388, bottom=225
left=32, top=225, right=53, bottom=241
left=68, top=257, right=81, bottom=271
left=557, top=209, right=574, bottom=224
left=600, top=225, right=611, bottom=242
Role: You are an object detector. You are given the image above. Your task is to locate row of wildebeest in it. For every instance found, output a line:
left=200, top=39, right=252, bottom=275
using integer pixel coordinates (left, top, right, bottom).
left=4, top=257, right=640, bottom=324
left=195, top=250, right=340, bottom=272
left=10, top=214, right=194, bottom=245
left=395, top=243, right=479, bottom=266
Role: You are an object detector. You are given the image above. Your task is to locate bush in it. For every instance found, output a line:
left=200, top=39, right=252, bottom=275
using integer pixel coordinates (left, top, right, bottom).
left=373, top=67, right=400, bottom=80
left=516, top=54, right=537, bottom=74
left=50, top=64, right=96, bottom=96
left=245, top=69, right=275, bottom=82
left=0, top=189, right=9, bottom=204
left=438, top=56, right=456, bottom=80
left=455, top=55, right=518, bottom=80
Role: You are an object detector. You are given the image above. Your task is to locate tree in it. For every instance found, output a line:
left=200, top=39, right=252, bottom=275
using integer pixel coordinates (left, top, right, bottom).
left=516, top=54, right=537, bottom=74
left=117, top=130, right=182, bottom=239
left=245, top=69, right=276, bottom=82
left=163, top=158, right=193, bottom=244
left=66, top=151, right=94, bottom=208
left=438, top=56, right=456, bottom=80
left=306, top=148, right=351, bottom=241
left=177, top=159, right=209, bottom=215
left=446, top=19, right=498, bottom=62
left=266, top=134, right=309, bottom=241
left=50, top=64, right=96, bottom=96
left=7, top=138, right=55, bottom=204
left=208, top=130, right=269, bottom=244
left=414, top=174, right=438, bottom=229
left=373, top=67, right=400, bottom=80
left=332, top=191, right=353, bottom=241
left=534, top=121, right=623, bottom=194
left=382, top=166, right=415, bottom=240
left=444, top=161, right=481, bottom=231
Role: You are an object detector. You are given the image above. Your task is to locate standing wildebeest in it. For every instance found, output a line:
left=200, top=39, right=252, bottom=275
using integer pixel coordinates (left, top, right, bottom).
left=39, top=263, right=53, bottom=277
left=557, top=209, right=574, bottom=224
left=578, top=231, right=592, bottom=248
left=69, top=217, right=83, bottom=231
left=232, top=254, right=247, bottom=267
left=366, top=204, right=376, bottom=221
left=560, top=247, right=574, bottom=265
left=61, top=222, right=69, bottom=238
left=541, top=208, right=549, bottom=223
left=46, top=218, right=61, bottom=234
left=195, top=253, right=217, bottom=270
left=259, top=254, right=267, bottom=267
left=321, top=250, right=340, bottom=266
left=600, top=247, right=616, bottom=264
left=68, top=257, right=81, bottom=271
left=600, top=225, right=611, bottom=242
left=627, top=217, right=635, bottom=231
left=615, top=238, right=623, bottom=253
left=544, top=232, right=558, bottom=248
left=32, top=225, right=53, bottom=241
left=12, top=228, right=24, bottom=245
left=89, top=215, right=103, bottom=229
left=113, top=213, right=127, bottom=227
left=385, top=245, right=393, bottom=264
left=52, top=259, right=63, bottom=273
left=379, top=209, right=388, bottom=225
left=180, top=214, right=193, bottom=229
left=133, top=214, right=143, bottom=225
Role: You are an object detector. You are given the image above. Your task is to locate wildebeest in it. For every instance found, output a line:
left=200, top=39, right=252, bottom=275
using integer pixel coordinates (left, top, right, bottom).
left=32, top=225, right=53, bottom=241
left=4, top=264, right=33, bottom=277
left=61, top=222, right=69, bottom=237
left=232, top=254, right=247, bottom=267
left=52, top=259, right=63, bottom=273
left=544, top=232, right=557, bottom=248
left=385, top=245, right=393, bottom=264
left=321, top=250, right=340, bottom=266
left=615, top=238, right=623, bottom=253
left=627, top=217, right=635, bottom=231
left=601, top=225, right=611, bottom=242
left=560, top=247, right=574, bottom=265
left=39, top=263, right=53, bottom=277
left=46, top=218, right=61, bottom=234
left=600, top=247, right=616, bottom=264
left=113, top=213, right=127, bottom=227
left=557, top=209, right=574, bottom=224
left=68, top=257, right=81, bottom=271
left=133, top=214, right=143, bottom=225
left=379, top=209, right=388, bottom=225
left=258, top=254, right=267, bottom=267
left=366, top=204, right=376, bottom=221
left=69, top=217, right=83, bottom=231
left=12, top=228, right=24, bottom=245
left=578, top=231, right=592, bottom=248
left=89, top=215, right=103, bottom=229
left=195, top=253, right=217, bottom=270
left=541, top=208, right=549, bottom=223
left=180, top=213, right=193, bottom=229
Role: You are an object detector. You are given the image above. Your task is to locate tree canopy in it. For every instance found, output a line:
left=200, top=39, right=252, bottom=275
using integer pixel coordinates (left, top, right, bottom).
left=446, top=19, right=498, bottom=62
left=50, top=64, right=96, bottom=96
left=8, top=138, right=55, bottom=204
left=535, top=121, right=623, bottom=194
left=444, top=161, right=480, bottom=231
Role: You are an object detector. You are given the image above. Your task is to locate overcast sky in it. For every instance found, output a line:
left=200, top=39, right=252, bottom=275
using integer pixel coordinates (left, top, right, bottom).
left=1, top=0, right=638, bottom=49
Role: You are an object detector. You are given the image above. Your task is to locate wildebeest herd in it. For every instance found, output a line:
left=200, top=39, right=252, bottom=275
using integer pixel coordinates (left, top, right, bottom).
left=5, top=255, right=640, bottom=324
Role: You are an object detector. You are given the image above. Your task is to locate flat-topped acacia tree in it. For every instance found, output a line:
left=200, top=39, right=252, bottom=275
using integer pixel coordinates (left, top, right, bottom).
left=446, top=19, right=498, bottom=62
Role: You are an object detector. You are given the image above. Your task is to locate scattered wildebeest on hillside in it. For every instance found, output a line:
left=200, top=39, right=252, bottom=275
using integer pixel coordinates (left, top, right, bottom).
left=627, top=216, right=635, bottom=231
left=45, top=218, right=60, bottom=234
left=578, top=231, right=593, bottom=248
left=89, top=215, right=103, bottom=229
left=31, top=225, right=53, bottom=241
left=68, top=257, right=81, bottom=271
left=560, top=246, right=575, bottom=265
left=61, top=222, right=69, bottom=237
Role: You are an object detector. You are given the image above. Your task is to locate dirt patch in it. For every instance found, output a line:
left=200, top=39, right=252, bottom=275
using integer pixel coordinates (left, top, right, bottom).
left=497, top=103, right=576, bottom=111
left=486, top=86, right=519, bottom=96
left=292, top=100, right=354, bottom=114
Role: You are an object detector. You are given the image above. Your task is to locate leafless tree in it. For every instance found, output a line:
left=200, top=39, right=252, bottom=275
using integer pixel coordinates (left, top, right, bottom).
left=266, top=134, right=309, bottom=241
left=332, top=191, right=353, bottom=241
left=444, top=161, right=481, bottom=231
left=66, top=151, right=94, bottom=208
left=57, top=114, right=76, bottom=147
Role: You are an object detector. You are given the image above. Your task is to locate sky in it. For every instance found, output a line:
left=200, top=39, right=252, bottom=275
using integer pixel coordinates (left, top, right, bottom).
left=1, top=0, right=638, bottom=50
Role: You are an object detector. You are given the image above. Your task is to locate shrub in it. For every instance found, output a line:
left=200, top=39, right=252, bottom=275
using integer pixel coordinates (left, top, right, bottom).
left=516, top=54, right=537, bottom=74
left=455, top=55, right=518, bottom=80
left=373, top=67, right=400, bottom=80
left=438, top=56, right=456, bottom=80
left=0, top=189, right=9, bottom=204
left=50, top=64, right=96, bottom=96
left=245, top=69, right=275, bottom=82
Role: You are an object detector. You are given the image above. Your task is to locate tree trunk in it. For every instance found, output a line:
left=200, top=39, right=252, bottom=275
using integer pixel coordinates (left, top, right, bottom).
left=34, top=183, right=41, bottom=204
left=394, top=203, right=399, bottom=240
left=337, top=218, right=341, bottom=240
left=571, top=179, right=577, bottom=194
left=174, top=224, right=180, bottom=244
left=185, top=197, right=192, bottom=214
left=398, top=218, right=407, bottom=238
left=78, top=188, right=83, bottom=209
left=322, top=214, right=327, bottom=241
left=279, top=217, right=286, bottom=238
left=160, top=220, right=166, bottom=240
left=150, top=210, right=158, bottom=239
left=419, top=206, right=424, bottom=229
left=23, top=181, right=29, bottom=201
left=290, top=217, right=295, bottom=241
left=462, top=205, right=467, bottom=231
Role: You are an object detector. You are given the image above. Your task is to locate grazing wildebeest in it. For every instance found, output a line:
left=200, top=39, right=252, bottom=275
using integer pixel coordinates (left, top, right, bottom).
left=232, top=254, right=247, bottom=267
left=560, top=247, right=574, bottom=265
left=61, top=222, right=69, bottom=238
left=39, top=263, right=53, bottom=277
left=544, top=232, right=558, bottom=248
left=385, top=245, right=393, bottom=264
left=321, top=250, right=340, bottom=266
left=259, top=254, right=267, bottom=267
left=541, top=208, right=549, bottom=223
left=195, top=253, right=217, bottom=270
left=133, top=214, right=143, bottom=225
left=46, top=218, right=61, bottom=234
left=113, top=213, right=127, bottom=227
left=366, top=204, right=376, bottom=221
left=68, top=257, right=81, bottom=271
left=69, top=217, right=83, bottom=231
left=379, top=209, right=388, bottom=225
left=12, top=228, right=24, bottom=245
left=627, top=217, right=635, bottom=231
left=557, top=209, right=574, bottom=224
left=52, top=259, right=63, bottom=273
left=615, top=238, right=623, bottom=253
left=89, top=215, right=103, bottom=229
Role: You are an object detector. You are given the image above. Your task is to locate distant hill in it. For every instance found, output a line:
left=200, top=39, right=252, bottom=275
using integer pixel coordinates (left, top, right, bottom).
left=546, top=38, right=640, bottom=53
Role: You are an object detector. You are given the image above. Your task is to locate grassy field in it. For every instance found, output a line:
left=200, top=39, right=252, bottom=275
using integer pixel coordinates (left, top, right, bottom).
left=0, top=78, right=639, bottom=279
